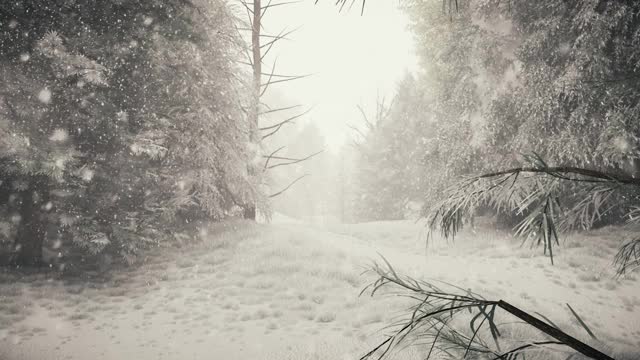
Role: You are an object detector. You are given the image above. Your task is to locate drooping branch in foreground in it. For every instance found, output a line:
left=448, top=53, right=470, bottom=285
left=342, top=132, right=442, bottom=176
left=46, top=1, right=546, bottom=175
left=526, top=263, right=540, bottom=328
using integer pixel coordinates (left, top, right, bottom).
left=359, top=260, right=615, bottom=360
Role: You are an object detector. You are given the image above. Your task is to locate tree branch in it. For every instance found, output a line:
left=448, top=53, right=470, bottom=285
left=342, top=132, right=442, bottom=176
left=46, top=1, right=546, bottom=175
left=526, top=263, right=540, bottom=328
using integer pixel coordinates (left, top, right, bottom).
left=259, top=104, right=302, bottom=115
left=263, top=146, right=285, bottom=171
left=260, top=73, right=312, bottom=89
left=263, top=155, right=307, bottom=161
left=268, top=174, right=309, bottom=198
left=356, top=104, right=375, bottom=131
left=260, top=58, right=278, bottom=97
left=259, top=107, right=312, bottom=131
left=477, top=166, right=640, bottom=186
left=260, top=27, right=293, bottom=61
left=347, top=123, right=367, bottom=141
left=267, top=150, right=324, bottom=170
left=496, top=301, right=613, bottom=360
left=260, top=26, right=300, bottom=53
left=262, top=0, right=302, bottom=12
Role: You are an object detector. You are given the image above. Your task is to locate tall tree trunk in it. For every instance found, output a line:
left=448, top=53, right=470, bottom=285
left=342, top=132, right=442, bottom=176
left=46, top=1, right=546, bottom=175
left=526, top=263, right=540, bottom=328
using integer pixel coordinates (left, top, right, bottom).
left=243, top=205, right=256, bottom=220
left=12, top=183, right=49, bottom=267
left=243, top=0, right=262, bottom=221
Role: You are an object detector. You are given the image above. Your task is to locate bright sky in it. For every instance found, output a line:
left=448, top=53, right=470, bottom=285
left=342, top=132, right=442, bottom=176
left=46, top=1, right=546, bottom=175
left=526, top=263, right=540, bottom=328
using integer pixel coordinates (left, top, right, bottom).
left=259, top=0, right=418, bottom=150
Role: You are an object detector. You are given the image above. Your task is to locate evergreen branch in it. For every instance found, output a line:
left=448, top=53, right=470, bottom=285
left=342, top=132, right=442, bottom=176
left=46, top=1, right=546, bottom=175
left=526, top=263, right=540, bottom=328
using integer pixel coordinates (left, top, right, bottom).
left=565, top=303, right=598, bottom=341
left=360, top=261, right=615, bottom=360
left=613, top=238, right=640, bottom=276
left=491, top=341, right=566, bottom=360
left=427, top=158, right=640, bottom=269
left=477, top=166, right=640, bottom=186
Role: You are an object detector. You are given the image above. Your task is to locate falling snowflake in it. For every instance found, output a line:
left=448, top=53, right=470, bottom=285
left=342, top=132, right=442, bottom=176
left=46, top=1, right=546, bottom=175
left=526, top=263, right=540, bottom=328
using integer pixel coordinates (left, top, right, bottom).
left=558, top=42, right=571, bottom=55
left=613, top=136, right=632, bottom=153
left=49, top=128, right=69, bottom=142
left=59, top=214, right=77, bottom=227
left=116, top=111, right=128, bottom=123
left=143, top=16, right=154, bottom=26
left=19, top=53, right=29, bottom=62
left=80, top=168, right=94, bottom=182
left=38, top=88, right=52, bottom=104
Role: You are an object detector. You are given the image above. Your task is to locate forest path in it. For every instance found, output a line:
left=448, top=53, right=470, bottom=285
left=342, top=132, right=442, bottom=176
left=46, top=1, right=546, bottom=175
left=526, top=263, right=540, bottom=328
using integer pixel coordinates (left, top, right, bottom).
left=1, top=220, right=639, bottom=360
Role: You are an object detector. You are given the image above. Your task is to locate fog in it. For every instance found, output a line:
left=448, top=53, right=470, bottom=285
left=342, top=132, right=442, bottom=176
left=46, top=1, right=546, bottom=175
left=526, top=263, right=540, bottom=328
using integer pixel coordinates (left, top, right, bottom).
left=257, top=0, right=417, bottom=150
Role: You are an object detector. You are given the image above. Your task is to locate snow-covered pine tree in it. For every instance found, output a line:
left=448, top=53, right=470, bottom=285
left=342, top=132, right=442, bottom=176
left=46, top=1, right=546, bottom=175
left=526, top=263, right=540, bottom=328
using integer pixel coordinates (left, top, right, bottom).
left=0, top=0, right=258, bottom=267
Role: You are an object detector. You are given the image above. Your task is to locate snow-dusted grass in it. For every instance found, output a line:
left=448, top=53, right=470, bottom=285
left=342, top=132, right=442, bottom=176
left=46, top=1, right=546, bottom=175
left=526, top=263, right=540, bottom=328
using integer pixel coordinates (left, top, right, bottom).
left=0, top=218, right=638, bottom=359
left=0, top=221, right=405, bottom=360
left=331, top=219, right=640, bottom=358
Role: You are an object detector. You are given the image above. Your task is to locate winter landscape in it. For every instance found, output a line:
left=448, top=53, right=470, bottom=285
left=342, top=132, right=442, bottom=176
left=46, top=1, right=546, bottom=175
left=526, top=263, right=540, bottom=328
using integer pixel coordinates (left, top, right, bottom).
left=1, top=1, right=640, bottom=360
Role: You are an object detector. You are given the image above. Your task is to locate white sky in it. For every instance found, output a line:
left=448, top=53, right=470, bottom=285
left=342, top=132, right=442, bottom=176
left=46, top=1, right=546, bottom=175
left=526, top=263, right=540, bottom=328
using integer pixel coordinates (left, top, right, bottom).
left=258, top=0, right=418, bottom=150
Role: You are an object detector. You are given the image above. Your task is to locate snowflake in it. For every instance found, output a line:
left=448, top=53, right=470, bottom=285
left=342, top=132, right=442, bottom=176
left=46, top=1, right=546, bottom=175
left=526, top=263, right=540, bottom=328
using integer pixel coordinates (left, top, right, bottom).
left=80, top=168, right=94, bottom=182
left=116, top=111, right=128, bottom=123
left=38, top=88, right=52, bottom=104
left=10, top=214, right=21, bottom=224
left=59, top=215, right=76, bottom=227
left=49, top=128, right=68, bottom=142
left=613, top=136, right=632, bottom=153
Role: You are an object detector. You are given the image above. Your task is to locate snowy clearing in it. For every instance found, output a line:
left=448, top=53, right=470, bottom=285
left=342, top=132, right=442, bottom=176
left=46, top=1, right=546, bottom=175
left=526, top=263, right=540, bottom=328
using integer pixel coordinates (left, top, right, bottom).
left=1, top=220, right=639, bottom=360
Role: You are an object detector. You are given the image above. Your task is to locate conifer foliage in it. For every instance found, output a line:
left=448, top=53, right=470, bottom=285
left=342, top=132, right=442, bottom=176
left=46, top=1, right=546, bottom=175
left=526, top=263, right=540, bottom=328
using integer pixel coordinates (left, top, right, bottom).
left=0, top=0, right=258, bottom=268
left=354, top=0, right=640, bottom=225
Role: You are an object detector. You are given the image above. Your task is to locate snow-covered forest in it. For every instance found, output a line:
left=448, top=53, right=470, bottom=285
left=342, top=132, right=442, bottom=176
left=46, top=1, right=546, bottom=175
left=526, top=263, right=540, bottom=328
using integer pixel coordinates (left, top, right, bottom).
left=1, top=1, right=640, bottom=359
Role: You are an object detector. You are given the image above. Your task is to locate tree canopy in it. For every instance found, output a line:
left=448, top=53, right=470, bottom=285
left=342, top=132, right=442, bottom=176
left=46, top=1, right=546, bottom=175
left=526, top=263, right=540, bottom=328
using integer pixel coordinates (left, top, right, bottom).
left=350, top=0, right=640, bottom=271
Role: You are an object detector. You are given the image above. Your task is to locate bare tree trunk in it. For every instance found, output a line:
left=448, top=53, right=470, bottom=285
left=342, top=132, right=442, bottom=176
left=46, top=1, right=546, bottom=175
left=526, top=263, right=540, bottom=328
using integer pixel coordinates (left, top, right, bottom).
left=239, top=0, right=319, bottom=213
left=251, top=0, right=261, bottom=93
left=243, top=0, right=262, bottom=220
left=12, top=183, right=49, bottom=267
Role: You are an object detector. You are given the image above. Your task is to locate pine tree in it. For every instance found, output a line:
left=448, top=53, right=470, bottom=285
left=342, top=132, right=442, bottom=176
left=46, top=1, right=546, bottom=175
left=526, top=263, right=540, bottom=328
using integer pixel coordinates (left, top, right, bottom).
left=0, top=0, right=257, bottom=267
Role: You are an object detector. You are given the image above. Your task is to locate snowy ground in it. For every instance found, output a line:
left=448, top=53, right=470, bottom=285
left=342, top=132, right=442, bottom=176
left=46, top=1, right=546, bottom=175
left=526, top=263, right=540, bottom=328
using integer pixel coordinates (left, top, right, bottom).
left=0, top=218, right=639, bottom=360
